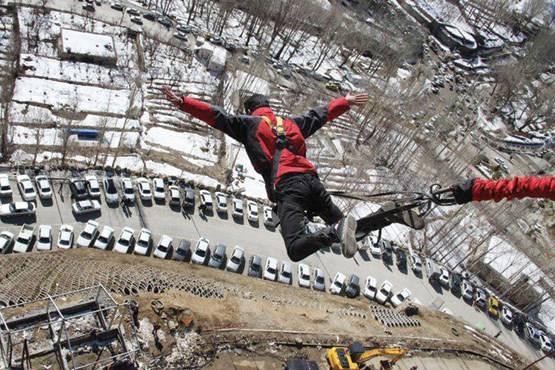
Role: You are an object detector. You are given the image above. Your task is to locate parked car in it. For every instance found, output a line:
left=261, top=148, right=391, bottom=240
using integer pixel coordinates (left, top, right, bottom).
left=114, top=227, right=135, bottom=253
left=199, top=190, right=213, bottom=210
left=263, top=257, right=278, bottom=281
left=102, top=177, right=119, bottom=204
left=215, top=192, right=228, bottom=213
left=297, top=263, right=311, bottom=288
left=345, top=274, right=360, bottom=298
left=313, top=268, right=326, bottom=291
left=134, top=228, right=152, bottom=256
left=173, top=239, right=192, bottom=262
left=376, top=280, right=393, bottom=304
left=226, top=246, right=244, bottom=272
left=232, top=198, right=243, bottom=219
left=474, top=288, right=487, bottom=308
left=157, top=16, right=172, bottom=28
left=500, top=305, right=513, bottom=326
left=439, top=267, right=450, bottom=287
left=370, top=242, right=382, bottom=258
left=13, top=224, right=34, bottom=253
left=248, top=255, right=263, bottom=278
left=57, top=225, right=74, bottom=249
left=363, top=276, right=378, bottom=300
left=143, top=11, right=156, bottom=20
left=69, top=178, right=87, bottom=200
left=35, top=175, right=52, bottom=199
left=126, top=8, right=141, bottom=16
left=168, top=185, right=181, bottom=206
left=263, top=206, right=274, bottom=226
left=396, top=249, right=407, bottom=269
left=121, top=178, right=135, bottom=202
left=77, top=220, right=99, bottom=248
left=391, top=288, right=412, bottom=307
left=93, top=226, right=114, bottom=250
left=330, top=272, right=346, bottom=295
left=154, top=235, right=173, bottom=259
left=110, top=2, right=124, bottom=11
left=278, top=262, right=292, bottom=285
left=0, top=174, right=12, bottom=197
left=85, top=175, right=101, bottom=198
left=247, top=200, right=258, bottom=222
left=72, top=199, right=101, bottom=215
left=192, top=237, right=210, bottom=265
left=410, top=253, right=422, bottom=274
left=208, top=244, right=226, bottom=268
left=462, top=280, right=474, bottom=301
left=153, top=178, right=166, bottom=201
left=450, top=272, right=463, bottom=294
left=82, top=4, right=95, bottom=11
left=487, top=296, right=500, bottom=318
left=525, top=323, right=541, bottom=346
left=182, top=187, right=195, bottom=209
left=539, top=332, right=553, bottom=353
left=136, top=178, right=152, bottom=201
left=0, top=231, right=14, bottom=253
left=17, top=175, right=36, bottom=201
left=0, top=201, right=36, bottom=217
left=130, top=16, right=143, bottom=25
left=36, top=225, right=52, bottom=251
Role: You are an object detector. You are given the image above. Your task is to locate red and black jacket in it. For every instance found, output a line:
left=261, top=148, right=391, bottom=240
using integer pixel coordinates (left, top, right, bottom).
left=472, top=176, right=555, bottom=202
left=178, top=96, right=351, bottom=200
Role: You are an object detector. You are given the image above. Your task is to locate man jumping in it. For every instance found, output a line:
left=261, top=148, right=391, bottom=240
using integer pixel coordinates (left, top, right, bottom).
left=163, top=86, right=370, bottom=261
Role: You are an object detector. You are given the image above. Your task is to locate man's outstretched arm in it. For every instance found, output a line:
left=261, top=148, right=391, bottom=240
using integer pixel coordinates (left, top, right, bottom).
left=452, top=176, right=555, bottom=203
left=162, top=86, right=251, bottom=143
left=290, top=93, right=368, bottom=138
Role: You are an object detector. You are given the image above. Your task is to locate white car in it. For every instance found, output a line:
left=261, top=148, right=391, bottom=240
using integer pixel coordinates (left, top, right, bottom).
left=153, top=235, right=173, bottom=259
left=226, top=246, right=245, bottom=273
left=93, top=226, right=114, bottom=250
left=297, top=263, right=311, bottom=288
left=313, top=268, right=326, bottom=291
left=370, top=242, right=382, bottom=257
left=36, top=225, right=52, bottom=251
left=0, top=231, right=14, bottom=253
left=153, top=178, right=166, bottom=201
left=363, top=276, right=378, bottom=300
left=462, top=280, right=474, bottom=300
left=134, top=228, right=152, bottom=256
left=199, top=190, right=213, bottom=210
left=136, top=178, right=152, bottom=201
left=72, top=199, right=101, bottom=215
left=474, top=288, right=487, bottom=308
left=215, top=192, right=228, bottom=212
left=526, top=323, right=541, bottom=346
left=114, top=227, right=135, bottom=253
left=263, top=257, right=278, bottom=281
left=17, top=175, right=36, bottom=201
left=103, top=177, right=119, bottom=204
left=13, top=225, right=34, bottom=253
left=57, top=225, right=74, bottom=249
left=35, top=175, right=52, bottom=199
left=278, top=262, right=292, bottom=285
left=539, top=332, right=553, bottom=353
left=0, top=174, right=12, bottom=196
left=500, top=305, right=513, bottom=326
left=0, top=201, right=36, bottom=217
left=77, top=220, right=99, bottom=248
left=168, top=185, right=181, bottom=206
left=391, top=288, right=412, bottom=307
left=85, top=175, right=101, bottom=198
left=439, top=267, right=450, bottom=287
left=263, top=206, right=274, bottom=226
left=121, top=178, right=135, bottom=202
left=330, top=272, right=346, bottom=295
left=376, top=280, right=393, bottom=304
left=232, top=198, right=243, bottom=218
left=410, top=253, right=422, bottom=274
left=192, top=237, right=210, bottom=264
left=247, top=200, right=258, bottom=222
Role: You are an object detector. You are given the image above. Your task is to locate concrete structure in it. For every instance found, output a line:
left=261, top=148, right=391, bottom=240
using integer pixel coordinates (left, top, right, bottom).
left=59, top=29, right=117, bottom=66
left=195, top=42, right=228, bottom=73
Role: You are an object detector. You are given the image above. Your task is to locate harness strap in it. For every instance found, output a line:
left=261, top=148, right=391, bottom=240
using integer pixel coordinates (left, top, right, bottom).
left=260, top=116, right=294, bottom=199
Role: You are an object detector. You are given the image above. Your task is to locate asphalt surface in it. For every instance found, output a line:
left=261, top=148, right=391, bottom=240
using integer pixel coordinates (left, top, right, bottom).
left=0, top=170, right=552, bottom=369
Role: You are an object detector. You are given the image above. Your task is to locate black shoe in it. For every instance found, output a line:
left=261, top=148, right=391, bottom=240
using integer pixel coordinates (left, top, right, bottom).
left=380, top=201, right=425, bottom=230
left=335, top=214, right=357, bottom=258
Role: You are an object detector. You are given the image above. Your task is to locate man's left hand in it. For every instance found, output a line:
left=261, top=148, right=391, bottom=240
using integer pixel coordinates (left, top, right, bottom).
left=346, top=92, right=369, bottom=106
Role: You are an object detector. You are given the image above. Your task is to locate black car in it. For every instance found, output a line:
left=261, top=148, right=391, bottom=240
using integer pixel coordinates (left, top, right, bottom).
left=172, top=239, right=191, bottom=262
left=396, top=249, right=407, bottom=269
left=110, top=2, right=124, bottom=11
left=69, top=178, right=88, bottom=199
left=248, top=255, right=262, bottom=278
left=382, top=241, right=393, bottom=263
left=513, top=312, right=526, bottom=336
left=450, top=272, right=462, bottom=294
left=208, top=244, right=226, bottom=269
left=177, top=25, right=193, bottom=33
left=182, top=188, right=195, bottom=209
left=345, top=274, right=360, bottom=298
left=82, top=4, right=95, bottom=11
left=143, top=12, right=157, bottom=21
left=157, top=16, right=172, bottom=28
left=127, top=8, right=141, bottom=16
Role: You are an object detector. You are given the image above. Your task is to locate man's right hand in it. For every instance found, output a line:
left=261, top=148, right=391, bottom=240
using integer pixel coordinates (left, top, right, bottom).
left=162, top=86, right=183, bottom=109
left=346, top=92, right=369, bottom=106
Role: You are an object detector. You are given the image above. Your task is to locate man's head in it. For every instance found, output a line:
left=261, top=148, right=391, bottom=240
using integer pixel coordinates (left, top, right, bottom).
left=244, top=94, right=270, bottom=115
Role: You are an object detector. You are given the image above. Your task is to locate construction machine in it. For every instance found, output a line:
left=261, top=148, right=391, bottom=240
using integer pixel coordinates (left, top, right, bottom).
left=326, top=342, right=407, bottom=370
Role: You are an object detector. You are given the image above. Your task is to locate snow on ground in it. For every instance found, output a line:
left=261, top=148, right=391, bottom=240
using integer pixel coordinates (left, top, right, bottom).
left=143, top=127, right=219, bottom=164
left=413, top=0, right=475, bottom=34
left=12, top=77, right=141, bottom=116
left=484, top=236, right=541, bottom=282
left=228, top=71, right=270, bottom=96
left=145, top=160, right=221, bottom=188
left=60, top=28, right=116, bottom=60
left=477, top=108, right=507, bottom=132
left=226, top=137, right=267, bottom=200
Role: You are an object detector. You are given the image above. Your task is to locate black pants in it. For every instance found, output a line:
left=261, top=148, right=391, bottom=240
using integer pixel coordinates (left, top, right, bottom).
left=275, top=173, right=343, bottom=262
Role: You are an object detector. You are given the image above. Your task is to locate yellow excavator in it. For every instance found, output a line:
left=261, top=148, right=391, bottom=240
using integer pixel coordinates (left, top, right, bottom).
left=326, top=342, right=408, bottom=370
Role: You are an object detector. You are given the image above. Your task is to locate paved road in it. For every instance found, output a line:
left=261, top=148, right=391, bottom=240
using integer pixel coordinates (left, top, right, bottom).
left=0, top=170, right=552, bottom=369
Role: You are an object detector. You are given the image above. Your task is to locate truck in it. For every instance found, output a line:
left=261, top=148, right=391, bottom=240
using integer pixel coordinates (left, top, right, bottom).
left=12, top=224, right=35, bottom=253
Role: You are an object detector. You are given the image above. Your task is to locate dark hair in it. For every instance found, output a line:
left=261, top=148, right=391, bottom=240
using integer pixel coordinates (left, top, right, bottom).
left=244, top=94, right=270, bottom=114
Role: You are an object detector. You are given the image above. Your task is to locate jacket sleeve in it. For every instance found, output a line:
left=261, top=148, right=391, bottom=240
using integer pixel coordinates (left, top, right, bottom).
left=289, top=97, right=351, bottom=138
left=180, top=96, right=251, bottom=143
left=472, top=176, right=555, bottom=202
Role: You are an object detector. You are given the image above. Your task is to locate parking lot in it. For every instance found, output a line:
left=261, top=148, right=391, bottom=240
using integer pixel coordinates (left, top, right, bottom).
left=0, top=168, right=553, bottom=369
